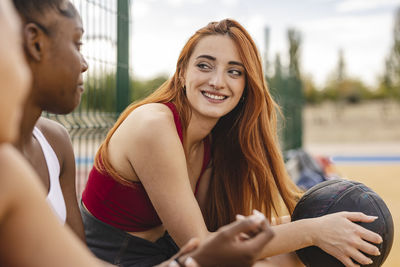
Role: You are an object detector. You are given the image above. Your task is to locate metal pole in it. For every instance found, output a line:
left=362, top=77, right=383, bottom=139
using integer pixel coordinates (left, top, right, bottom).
left=116, top=0, right=130, bottom=115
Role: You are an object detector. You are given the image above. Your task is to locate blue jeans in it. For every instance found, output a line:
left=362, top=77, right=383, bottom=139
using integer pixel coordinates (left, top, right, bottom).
left=80, top=202, right=178, bottom=267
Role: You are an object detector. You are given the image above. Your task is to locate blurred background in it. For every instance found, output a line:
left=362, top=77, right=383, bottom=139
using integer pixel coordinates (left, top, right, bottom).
left=50, top=0, right=399, bottom=265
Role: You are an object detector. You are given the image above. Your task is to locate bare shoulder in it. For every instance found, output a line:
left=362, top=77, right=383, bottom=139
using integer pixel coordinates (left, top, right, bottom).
left=0, top=144, right=37, bottom=179
left=108, top=103, right=179, bottom=181
left=0, top=145, right=46, bottom=215
left=118, top=103, right=177, bottom=140
left=128, top=103, right=174, bottom=126
left=36, top=117, right=70, bottom=142
left=0, top=145, right=102, bottom=267
left=36, top=117, right=72, bottom=161
left=0, top=145, right=23, bottom=191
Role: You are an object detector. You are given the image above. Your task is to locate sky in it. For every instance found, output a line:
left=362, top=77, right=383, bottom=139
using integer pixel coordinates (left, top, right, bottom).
left=129, top=0, right=400, bottom=87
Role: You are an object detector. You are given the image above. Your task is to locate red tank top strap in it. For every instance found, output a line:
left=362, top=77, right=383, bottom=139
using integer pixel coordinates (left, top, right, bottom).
left=163, top=102, right=183, bottom=143
left=163, top=102, right=211, bottom=195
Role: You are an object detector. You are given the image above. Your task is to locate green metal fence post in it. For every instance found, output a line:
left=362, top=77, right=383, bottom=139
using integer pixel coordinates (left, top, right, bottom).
left=266, top=28, right=304, bottom=152
left=116, top=0, right=130, bottom=115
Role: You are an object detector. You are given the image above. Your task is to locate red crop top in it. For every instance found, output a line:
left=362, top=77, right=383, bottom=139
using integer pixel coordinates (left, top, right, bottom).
left=82, top=102, right=211, bottom=232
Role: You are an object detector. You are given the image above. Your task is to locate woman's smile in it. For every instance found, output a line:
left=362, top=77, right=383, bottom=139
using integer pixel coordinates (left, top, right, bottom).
left=201, top=90, right=228, bottom=102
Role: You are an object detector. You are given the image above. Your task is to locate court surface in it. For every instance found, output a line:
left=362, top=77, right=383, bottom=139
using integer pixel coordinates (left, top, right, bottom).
left=333, top=163, right=400, bottom=267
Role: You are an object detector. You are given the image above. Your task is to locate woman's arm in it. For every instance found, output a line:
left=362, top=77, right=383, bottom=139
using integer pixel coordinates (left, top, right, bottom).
left=38, top=118, right=86, bottom=242
left=188, top=214, right=275, bottom=267
left=103, top=103, right=383, bottom=266
left=157, top=212, right=275, bottom=267
left=109, top=103, right=209, bottom=246
left=259, top=212, right=382, bottom=267
left=0, top=144, right=102, bottom=267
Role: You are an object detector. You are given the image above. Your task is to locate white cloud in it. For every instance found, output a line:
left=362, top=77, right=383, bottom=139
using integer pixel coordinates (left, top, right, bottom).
left=308, top=0, right=336, bottom=3
left=220, top=0, right=240, bottom=8
left=166, top=0, right=205, bottom=7
left=190, top=0, right=207, bottom=4
left=166, top=0, right=184, bottom=7
left=129, top=0, right=396, bottom=86
left=337, top=0, right=400, bottom=13
left=132, top=1, right=150, bottom=19
left=243, top=15, right=266, bottom=43
left=299, top=14, right=392, bottom=86
left=309, top=0, right=336, bottom=2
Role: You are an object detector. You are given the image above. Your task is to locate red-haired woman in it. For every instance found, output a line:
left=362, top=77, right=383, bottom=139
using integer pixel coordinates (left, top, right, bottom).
left=0, top=3, right=272, bottom=266
left=81, top=19, right=382, bottom=267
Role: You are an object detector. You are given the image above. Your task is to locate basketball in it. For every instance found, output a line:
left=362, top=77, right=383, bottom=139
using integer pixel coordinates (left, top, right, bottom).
left=291, top=179, right=394, bottom=267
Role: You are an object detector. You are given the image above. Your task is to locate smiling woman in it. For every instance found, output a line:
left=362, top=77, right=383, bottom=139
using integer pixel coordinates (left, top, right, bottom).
left=81, top=18, right=384, bottom=267
left=184, top=35, right=245, bottom=120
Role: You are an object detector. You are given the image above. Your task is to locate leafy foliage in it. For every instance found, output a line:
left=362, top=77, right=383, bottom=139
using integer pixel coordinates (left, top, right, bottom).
left=80, top=74, right=168, bottom=112
left=380, top=7, right=400, bottom=101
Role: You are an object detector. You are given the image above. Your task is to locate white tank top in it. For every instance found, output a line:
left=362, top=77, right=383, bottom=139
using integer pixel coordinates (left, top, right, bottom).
left=33, top=127, right=66, bottom=224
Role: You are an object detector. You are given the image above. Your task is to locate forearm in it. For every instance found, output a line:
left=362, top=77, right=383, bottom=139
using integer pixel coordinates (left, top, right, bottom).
left=66, top=212, right=86, bottom=242
left=165, top=214, right=210, bottom=247
left=63, top=188, right=86, bottom=242
left=258, top=218, right=314, bottom=258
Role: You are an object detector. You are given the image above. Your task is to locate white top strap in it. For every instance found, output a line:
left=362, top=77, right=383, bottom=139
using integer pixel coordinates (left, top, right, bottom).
left=33, top=127, right=66, bottom=224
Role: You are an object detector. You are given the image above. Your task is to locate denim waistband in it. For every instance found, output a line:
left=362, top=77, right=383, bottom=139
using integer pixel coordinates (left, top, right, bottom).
left=80, top=201, right=178, bottom=267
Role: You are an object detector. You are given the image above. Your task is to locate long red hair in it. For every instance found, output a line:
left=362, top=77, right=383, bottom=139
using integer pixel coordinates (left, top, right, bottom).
left=95, top=19, right=301, bottom=231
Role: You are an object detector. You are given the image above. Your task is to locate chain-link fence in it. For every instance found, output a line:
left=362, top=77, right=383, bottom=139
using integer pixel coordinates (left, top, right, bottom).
left=45, top=0, right=131, bottom=196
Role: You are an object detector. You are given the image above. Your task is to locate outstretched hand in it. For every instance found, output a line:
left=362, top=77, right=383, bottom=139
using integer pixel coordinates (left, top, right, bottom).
left=157, top=211, right=274, bottom=267
left=185, top=210, right=274, bottom=267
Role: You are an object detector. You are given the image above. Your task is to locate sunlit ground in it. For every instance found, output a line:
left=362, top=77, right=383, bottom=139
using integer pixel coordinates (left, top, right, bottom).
left=304, top=100, right=400, bottom=266
left=333, top=164, right=400, bottom=267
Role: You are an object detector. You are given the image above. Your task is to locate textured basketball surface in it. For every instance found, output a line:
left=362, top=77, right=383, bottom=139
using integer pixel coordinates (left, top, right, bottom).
left=291, top=179, right=394, bottom=267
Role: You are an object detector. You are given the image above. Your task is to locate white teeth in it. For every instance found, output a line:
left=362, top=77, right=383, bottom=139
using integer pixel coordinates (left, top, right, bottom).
left=203, top=92, right=226, bottom=100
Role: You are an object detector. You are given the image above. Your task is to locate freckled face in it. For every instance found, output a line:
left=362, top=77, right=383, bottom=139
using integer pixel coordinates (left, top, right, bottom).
left=184, top=35, right=246, bottom=121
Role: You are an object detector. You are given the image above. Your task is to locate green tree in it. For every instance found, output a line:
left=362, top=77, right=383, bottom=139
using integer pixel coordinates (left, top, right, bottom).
left=79, top=74, right=169, bottom=113
left=337, top=49, right=346, bottom=82
left=321, top=49, right=373, bottom=103
left=268, top=28, right=303, bottom=151
left=81, top=73, right=116, bottom=112
left=380, top=7, right=400, bottom=100
left=131, top=75, right=168, bottom=102
left=322, top=50, right=346, bottom=101
left=288, top=28, right=302, bottom=79
left=303, top=75, right=322, bottom=104
left=268, top=53, right=283, bottom=100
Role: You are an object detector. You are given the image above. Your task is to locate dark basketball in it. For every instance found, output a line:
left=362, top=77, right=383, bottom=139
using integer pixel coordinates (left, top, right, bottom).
left=291, top=179, right=394, bottom=267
